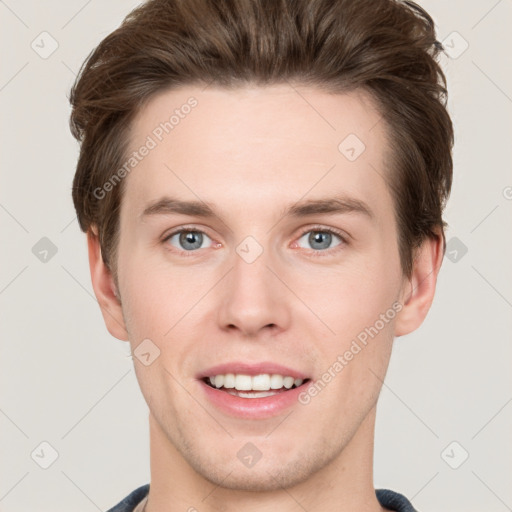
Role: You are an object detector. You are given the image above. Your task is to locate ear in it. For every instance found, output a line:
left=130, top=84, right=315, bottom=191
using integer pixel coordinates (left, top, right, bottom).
left=394, top=228, right=445, bottom=337
left=87, top=227, right=129, bottom=341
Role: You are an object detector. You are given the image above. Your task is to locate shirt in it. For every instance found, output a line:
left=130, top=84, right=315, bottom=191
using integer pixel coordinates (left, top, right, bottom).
left=106, top=484, right=419, bottom=511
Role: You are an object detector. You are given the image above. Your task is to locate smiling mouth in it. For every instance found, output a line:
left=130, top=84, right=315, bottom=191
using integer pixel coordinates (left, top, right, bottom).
left=201, top=376, right=311, bottom=398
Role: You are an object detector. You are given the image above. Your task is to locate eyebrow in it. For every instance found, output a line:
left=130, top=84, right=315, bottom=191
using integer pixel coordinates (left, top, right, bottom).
left=140, top=195, right=374, bottom=221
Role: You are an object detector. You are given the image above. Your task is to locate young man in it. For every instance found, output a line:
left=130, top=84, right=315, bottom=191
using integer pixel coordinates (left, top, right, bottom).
left=69, top=0, right=453, bottom=510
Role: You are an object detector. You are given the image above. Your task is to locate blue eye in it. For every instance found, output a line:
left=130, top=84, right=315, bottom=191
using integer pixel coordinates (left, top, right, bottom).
left=164, top=229, right=213, bottom=252
left=296, top=228, right=345, bottom=252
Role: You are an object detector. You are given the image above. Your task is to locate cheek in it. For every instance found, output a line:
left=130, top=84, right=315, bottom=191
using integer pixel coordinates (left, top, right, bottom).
left=299, top=257, right=400, bottom=397
left=301, top=263, right=398, bottom=334
left=119, top=255, right=216, bottom=354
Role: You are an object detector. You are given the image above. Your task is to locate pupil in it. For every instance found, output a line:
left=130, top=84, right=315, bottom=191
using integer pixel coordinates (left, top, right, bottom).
left=181, top=231, right=202, bottom=250
left=310, top=231, right=330, bottom=250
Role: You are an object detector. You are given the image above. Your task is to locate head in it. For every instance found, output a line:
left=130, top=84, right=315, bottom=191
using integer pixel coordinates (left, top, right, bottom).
left=70, top=0, right=452, bottom=493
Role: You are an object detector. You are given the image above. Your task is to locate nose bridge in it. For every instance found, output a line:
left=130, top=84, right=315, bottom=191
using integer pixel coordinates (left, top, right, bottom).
left=217, top=234, right=289, bottom=335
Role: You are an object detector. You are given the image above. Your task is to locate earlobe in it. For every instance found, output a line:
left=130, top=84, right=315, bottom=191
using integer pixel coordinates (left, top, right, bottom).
left=394, top=230, right=444, bottom=337
left=87, top=227, right=129, bottom=341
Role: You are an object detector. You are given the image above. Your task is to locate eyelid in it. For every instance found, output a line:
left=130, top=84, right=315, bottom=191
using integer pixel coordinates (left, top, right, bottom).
left=162, top=224, right=214, bottom=241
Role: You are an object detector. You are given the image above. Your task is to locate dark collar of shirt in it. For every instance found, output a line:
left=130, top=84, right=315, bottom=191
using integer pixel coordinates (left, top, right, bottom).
left=106, top=484, right=419, bottom=512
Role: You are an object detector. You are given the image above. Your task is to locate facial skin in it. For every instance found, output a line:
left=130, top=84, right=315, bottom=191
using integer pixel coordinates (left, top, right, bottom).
left=88, top=84, right=443, bottom=512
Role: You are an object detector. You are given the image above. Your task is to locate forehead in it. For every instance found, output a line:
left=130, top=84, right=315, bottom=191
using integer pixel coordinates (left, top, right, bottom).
left=122, top=83, right=392, bottom=223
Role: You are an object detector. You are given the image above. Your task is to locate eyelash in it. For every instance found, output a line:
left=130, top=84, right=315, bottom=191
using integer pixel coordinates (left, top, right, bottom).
left=161, top=225, right=349, bottom=258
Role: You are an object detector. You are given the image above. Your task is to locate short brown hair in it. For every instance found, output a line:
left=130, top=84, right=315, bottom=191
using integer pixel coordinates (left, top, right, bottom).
left=69, top=0, right=453, bottom=283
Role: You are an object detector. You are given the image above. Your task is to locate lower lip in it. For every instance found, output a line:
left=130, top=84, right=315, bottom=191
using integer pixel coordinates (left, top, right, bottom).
left=198, top=379, right=310, bottom=419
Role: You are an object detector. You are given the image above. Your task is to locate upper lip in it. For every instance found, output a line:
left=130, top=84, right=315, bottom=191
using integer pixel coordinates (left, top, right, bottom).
left=197, top=361, right=310, bottom=380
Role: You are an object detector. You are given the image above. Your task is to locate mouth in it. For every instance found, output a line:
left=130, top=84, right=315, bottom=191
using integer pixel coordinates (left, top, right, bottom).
left=201, top=374, right=311, bottom=398
left=196, top=365, right=313, bottom=419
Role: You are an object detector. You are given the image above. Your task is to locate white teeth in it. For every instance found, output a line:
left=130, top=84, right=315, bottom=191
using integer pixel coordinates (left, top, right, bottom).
left=235, top=374, right=252, bottom=390
left=205, top=373, right=305, bottom=391
left=223, top=373, right=235, bottom=388
left=283, top=376, right=294, bottom=389
left=226, top=390, right=279, bottom=398
left=270, top=374, right=284, bottom=389
left=252, top=374, right=270, bottom=390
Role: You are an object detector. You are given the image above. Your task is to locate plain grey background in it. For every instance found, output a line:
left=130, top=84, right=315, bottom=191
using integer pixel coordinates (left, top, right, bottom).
left=1, top=1, right=511, bottom=511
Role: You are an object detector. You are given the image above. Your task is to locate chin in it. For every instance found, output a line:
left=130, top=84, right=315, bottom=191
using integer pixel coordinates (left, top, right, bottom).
left=199, top=459, right=315, bottom=492
left=182, top=439, right=336, bottom=493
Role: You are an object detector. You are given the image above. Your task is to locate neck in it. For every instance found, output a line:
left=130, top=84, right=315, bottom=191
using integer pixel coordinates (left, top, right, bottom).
left=144, top=406, right=385, bottom=512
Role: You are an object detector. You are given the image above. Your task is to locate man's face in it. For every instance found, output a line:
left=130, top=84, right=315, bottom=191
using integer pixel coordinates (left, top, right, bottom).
left=116, top=84, right=408, bottom=490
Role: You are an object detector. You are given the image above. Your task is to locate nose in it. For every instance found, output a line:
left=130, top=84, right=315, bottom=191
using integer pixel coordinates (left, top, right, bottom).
left=216, top=244, right=291, bottom=337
